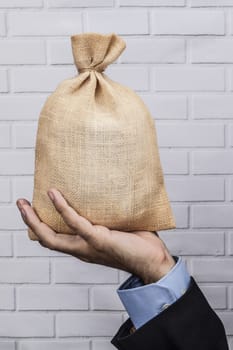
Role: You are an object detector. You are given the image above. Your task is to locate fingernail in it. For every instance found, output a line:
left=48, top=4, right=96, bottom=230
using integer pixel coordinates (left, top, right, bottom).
left=48, top=191, right=55, bottom=201
left=17, top=199, right=23, bottom=207
left=21, top=208, right=27, bottom=218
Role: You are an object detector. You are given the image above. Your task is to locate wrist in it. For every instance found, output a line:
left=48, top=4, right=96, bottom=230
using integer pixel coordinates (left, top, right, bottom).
left=141, top=248, right=176, bottom=285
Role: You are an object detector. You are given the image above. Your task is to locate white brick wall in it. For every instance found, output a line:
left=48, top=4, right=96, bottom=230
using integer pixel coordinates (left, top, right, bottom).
left=56, top=312, right=122, bottom=337
left=0, top=69, right=8, bottom=91
left=17, top=286, right=89, bottom=310
left=87, top=10, right=149, bottom=34
left=8, top=12, right=83, bottom=36
left=152, top=66, right=225, bottom=91
left=1, top=1, right=233, bottom=349
left=0, top=40, right=46, bottom=64
left=0, top=96, right=46, bottom=120
left=151, top=10, right=225, bottom=35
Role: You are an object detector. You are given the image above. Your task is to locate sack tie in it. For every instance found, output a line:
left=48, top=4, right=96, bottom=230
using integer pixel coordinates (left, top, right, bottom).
left=78, top=67, right=105, bottom=74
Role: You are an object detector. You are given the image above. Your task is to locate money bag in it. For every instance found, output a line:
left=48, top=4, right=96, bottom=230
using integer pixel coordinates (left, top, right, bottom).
left=28, top=32, right=176, bottom=240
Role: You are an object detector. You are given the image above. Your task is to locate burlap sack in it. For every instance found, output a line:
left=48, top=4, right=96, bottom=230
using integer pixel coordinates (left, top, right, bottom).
left=28, top=32, right=176, bottom=240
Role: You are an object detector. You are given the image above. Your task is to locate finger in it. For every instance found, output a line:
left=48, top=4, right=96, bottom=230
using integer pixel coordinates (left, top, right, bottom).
left=47, top=188, right=96, bottom=242
left=38, top=231, right=90, bottom=258
left=18, top=203, right=56, bottom=245
left=18, top=203, right=82, bottom=254
left=16, top=198, right=31, bottom=209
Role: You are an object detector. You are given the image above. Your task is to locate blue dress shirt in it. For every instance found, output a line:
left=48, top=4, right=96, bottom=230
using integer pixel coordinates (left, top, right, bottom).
left=117, top=255, right=191, bottom=330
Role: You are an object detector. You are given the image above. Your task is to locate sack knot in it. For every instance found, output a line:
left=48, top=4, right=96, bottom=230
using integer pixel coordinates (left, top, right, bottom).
left=78, top=67, right=105, bottom=74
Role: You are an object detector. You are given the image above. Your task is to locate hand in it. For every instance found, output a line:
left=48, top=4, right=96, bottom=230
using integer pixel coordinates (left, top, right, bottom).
left=16, top=188, right=175, bottom=284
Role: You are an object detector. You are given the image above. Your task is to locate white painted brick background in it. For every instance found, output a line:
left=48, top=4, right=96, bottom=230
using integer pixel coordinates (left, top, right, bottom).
left=0, top=0, right=233, bottom=349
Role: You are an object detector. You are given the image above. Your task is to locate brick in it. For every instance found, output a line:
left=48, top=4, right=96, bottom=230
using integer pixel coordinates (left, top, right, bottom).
left=151, top=10, right=225, bottom=35
left=160, top=231, right=224, bottom=255
left=152, top=67, right=224, bottom=91
left=229, top=13, right=233, bottom=36
left=18, top=341, right=90, bottom=350
left=87, top=10, right=148, bottom=34
left=91, top=286, right=124, bottom=310
left=229, top=69, right=233, bottom=90
left=0, top=40, right=45, bottom=64
left=191, top=39, right=233, bottom=63
left=229, top=338, right=233, bottom=350
left=54, top=258, right=118, bottom=284
left=120, top=0, right=185, bottom=5
left=0, top=178, right=11, bottom=202
left=0, top=313, right=53, bottom=337
left=107, top=66, right=148, bottom=91
left=121, top=38, right=185, bottom=63
left=0, top=287, right=14, bottom=310
left=48, top=0, right=113, bottom=6
left=192, top=151, right=233, bottom=174
left=0, top=259, right=49, bottom=283
left=0, top=233, right=12, bottom=256
left=14, top=233, right=65, bottom=257
left=192, top=95, right=233, bottom=119
left=18, top=286, right=88, bottom=310
left=13, top=122, right=37, bottom=148
left=157, top=122, right=224, bottom=147
left=0, top=342, right=15, bottom=350
left=122, top=312, right=129, bottom=322
left=56, top=312, right=122, bottom=336
left=0, top=13, right=5, bottom=35
left=0, top=96, right=46, bottom=121
left=191, top=258, right=233, bottom=282
left=231, top=179, right=233, bottom=201
left=48, top=39, right=73, bottom=64
left=0, top=151, right=34, bottom=175
left=1, top=206, right=27, bottom=229
left=160, top=150, right=188, bottom=174
left=165, top=177, right=224, bottom=201
left=171, top=205, right=189, bottom=228
left=217, top=312, right=233, bottom=335
left=119, top=270, right=131, bottom=284
left=228, top=287, right=233, bottom=310
left=192, top=205, right=233, bottom=228
left=227, top=232, right=233, bottom=254
left=0, top=124, right=10, bottom=148
left=12, top=177, right=33, bottom=202
left=0, top=0, right=42, bottom=7
left=0, top=69, right=8, bottom=91
left=140, top=95, right=187, bottom=120
left=230, top=125, right=233, bottom=146
left=200, top=285, right=227, bottom=309
left=8, top=12, right=82, bottom=36
left=12, top=67, right=75, bottom=92
left=92, top=340, right=115, bottom=350
left=191, top=0, right=233, bottom=5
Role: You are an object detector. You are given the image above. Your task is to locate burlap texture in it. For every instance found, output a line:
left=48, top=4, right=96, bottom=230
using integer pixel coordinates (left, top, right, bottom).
left=28, top=32, right=176, bottom=240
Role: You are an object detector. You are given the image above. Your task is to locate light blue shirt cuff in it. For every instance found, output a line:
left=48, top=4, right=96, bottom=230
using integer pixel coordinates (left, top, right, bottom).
left=117, top=255, right=191, bottom=330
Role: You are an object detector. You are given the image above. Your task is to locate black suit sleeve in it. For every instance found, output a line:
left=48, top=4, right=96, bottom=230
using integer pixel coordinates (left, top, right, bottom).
left=111, top=276, right=229, bottom=350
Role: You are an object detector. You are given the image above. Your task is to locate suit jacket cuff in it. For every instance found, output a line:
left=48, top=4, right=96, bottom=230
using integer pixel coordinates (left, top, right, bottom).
left=117, top=255, right=191, bottom=329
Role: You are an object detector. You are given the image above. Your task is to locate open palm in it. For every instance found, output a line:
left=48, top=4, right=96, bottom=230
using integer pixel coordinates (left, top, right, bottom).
left=16, top=188, right=175, bottom=284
